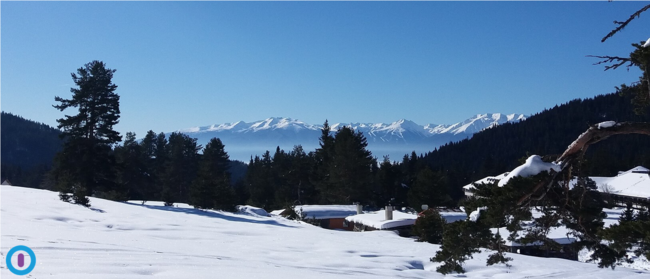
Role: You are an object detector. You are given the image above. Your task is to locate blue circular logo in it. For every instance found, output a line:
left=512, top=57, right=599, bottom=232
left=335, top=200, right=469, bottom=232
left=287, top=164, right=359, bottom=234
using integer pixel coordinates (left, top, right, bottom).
left=6, top=245, right=36, bottom=275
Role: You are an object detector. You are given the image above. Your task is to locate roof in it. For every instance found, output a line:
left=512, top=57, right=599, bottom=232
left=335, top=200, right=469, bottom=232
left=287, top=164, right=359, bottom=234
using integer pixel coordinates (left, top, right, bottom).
left=294, top=205, right=358, bottom=220
left=1, top=179, right=12, bottom=186
left=345, top=210, right=417, bottom=230
left=418, top=208, right=467, bottom=223
left=346, top=209, right=467, bottom=230
left=590, top=171, right=650, bottom=199
left=618, top=166, right=649, bottom=175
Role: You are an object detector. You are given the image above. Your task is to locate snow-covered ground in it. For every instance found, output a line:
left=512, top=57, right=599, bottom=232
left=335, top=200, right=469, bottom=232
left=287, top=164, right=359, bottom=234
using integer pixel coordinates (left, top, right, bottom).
left=2, top=186, right=649, bottom=278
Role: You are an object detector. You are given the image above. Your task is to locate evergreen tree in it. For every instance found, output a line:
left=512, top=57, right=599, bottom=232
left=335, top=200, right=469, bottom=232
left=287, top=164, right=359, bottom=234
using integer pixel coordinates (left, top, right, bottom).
left=52, top=60, right=122, bottom=206
left=407, top=167, right=452, bottom=210
left=313, top=120, right=335, bottom=203
left=377, top=156, right=406, bottom=207
left=138, top=130, right=159, bottom=203
left=431, top=220, right=491, bottom=274
left=245, top=152, right=275, bottom=210
left=114, top=132, right=146, bottom=201
left=288, top=145, right=317, bottom=205
left=328, top=126, right=374, bottom=204
left=162, top=132, right=200, bottom=206
left=190, top=138, right=235, bottom=211
left=412, top=209, right=446, bottom=244
left=271, top=147, right=293, bottom=208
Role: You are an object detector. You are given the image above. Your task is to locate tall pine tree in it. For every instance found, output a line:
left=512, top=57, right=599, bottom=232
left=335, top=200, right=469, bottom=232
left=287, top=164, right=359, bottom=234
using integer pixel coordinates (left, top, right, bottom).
left=52, top=60, right=122, bottom=206
left=190, top=138, right=235, bottom=211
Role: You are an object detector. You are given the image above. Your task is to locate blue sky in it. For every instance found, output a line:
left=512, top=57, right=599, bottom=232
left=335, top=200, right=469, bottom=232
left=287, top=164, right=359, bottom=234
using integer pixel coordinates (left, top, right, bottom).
left=2, top=1, right=647, bottom=138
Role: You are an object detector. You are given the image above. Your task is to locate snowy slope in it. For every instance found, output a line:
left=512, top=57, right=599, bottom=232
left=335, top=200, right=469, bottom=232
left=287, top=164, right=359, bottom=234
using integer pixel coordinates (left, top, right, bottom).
left=2, top=186, right=649, bottom=278
left=173, top=114, right=525, bottom=161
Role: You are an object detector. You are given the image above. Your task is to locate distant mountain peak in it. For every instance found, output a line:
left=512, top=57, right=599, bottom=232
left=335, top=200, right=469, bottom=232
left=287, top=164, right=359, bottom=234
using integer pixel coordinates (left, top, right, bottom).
left=172, top=113, right=525, bottom=161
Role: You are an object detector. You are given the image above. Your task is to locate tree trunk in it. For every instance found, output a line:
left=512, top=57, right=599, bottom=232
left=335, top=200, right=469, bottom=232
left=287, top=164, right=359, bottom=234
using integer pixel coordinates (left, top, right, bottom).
left=556, top=122, right=650, bottom=166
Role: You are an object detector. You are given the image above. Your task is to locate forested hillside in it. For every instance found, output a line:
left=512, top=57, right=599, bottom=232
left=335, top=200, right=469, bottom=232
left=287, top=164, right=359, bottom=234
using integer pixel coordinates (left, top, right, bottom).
left=422, top=92, right=650, bottom=187
left=1, top=112, right=62, bottom=187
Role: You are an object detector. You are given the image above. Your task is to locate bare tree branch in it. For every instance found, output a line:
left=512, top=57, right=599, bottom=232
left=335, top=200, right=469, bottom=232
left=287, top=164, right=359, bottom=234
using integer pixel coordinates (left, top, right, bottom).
left=587, top=55, right=633, bottom=71
left=602, top=4, right=650, bottom=42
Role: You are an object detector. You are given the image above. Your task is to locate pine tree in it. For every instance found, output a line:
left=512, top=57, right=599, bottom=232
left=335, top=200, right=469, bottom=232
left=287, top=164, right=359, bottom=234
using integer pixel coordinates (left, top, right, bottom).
left=162, top=132, right=200, bottom=206
left=52, top=60, right=122, bottom=206
left=190, top=138, right=235, bottom=211
left=313, top=120, right=335, bottom=203
left=407, top=167, right=452, bottom=210
left=412, top=209, right=446, bottom=244
left=288, top=145, right=316, bottom=205
left=326, top=126, right=374, bottom=204
left=114, top=132, right=145, bottom=201
left=245, top=152, right=275, bottom=210
left=431, top=220, right=491, bottom=274
left=138, top=130, right=159, bottom=203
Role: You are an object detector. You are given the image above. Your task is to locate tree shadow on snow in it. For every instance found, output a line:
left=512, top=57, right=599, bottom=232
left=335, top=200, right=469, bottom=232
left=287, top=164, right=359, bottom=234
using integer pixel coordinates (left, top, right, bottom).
left=124, top=203, right=297, bottom=228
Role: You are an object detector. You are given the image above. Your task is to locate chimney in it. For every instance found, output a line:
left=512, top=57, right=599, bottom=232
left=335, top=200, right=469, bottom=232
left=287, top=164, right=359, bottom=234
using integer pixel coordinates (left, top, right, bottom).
left=385, top=205, right=393, bottom=220
left=356, top=203, right=363, bottom=215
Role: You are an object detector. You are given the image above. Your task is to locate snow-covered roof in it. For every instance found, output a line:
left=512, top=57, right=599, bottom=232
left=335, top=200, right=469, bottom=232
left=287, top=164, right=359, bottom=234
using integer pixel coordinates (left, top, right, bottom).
left=619, top=166, right=650, bottom=175
left=590, top=168, right=650, bottom=199
left=345, top=210, right=417, bottom=230
left=346, top=209, right=467, bottom=230
left=295, top=205, right=358, bottom=220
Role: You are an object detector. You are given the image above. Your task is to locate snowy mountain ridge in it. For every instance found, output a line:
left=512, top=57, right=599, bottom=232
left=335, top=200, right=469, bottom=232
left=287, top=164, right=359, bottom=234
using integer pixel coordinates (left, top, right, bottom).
left=172, top=113, right=526, bottom=161
left=178, top=113, right=526, bottom=137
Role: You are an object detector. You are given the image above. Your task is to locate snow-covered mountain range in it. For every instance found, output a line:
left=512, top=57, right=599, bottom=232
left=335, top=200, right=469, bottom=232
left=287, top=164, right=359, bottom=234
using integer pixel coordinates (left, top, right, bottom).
left=173, top=113, right=526, bottom=162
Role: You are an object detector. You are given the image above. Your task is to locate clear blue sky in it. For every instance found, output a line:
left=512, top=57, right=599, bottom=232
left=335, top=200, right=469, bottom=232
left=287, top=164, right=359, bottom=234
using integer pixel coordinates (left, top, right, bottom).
left=2, top=1, right=647, bottom=138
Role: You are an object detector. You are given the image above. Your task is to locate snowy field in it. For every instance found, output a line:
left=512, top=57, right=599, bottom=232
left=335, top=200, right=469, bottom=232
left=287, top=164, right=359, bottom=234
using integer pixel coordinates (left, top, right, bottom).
left=1, top=186, right=649, bottom=278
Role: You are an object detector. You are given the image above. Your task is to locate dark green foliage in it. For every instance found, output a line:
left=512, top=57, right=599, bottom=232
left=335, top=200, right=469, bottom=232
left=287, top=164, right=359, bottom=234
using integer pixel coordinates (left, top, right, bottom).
left=52, top=61, right=122, bottom=206
left=114, top=132, right=147, bottom=201
left=412, top=209, right=446, bottom=244
left=313, top=120, right=336, bottom=204
left=431, top=220, right=491, bottom=274
left=486, top=232, right=512, bottom=267
left=189, top=138, right=236, bottom=212
left=245, top=152, right=275, bottom=210
left=377, top=156, right=407, bottom=208
left=1, top=112, right=62, bottom=188
left=593, top=205, right=650, bottom=268
left=326, top=126, right=375, bottom=204
left=136, top=130, right=161, bottom=203
left=280, top=204, right=304, bottom=221
left=407, top=167, right=452, bottom=210
left=162, top=132, right=201, bottom=206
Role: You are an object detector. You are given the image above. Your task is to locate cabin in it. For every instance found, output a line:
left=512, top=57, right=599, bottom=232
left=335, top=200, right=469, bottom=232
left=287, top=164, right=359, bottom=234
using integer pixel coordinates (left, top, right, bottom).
left=271, top=205, right=359, bottom=230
